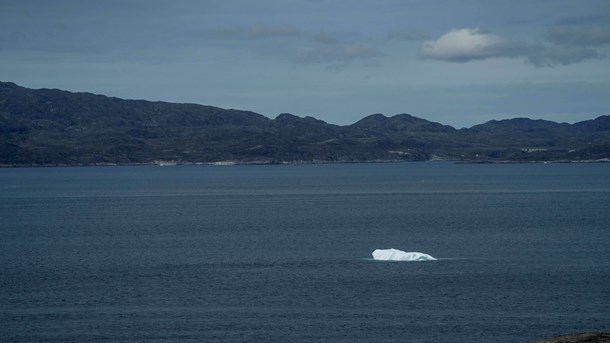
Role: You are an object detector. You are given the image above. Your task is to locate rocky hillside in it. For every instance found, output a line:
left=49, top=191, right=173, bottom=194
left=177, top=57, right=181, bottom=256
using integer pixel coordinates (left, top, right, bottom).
left=1, top=81, right=608, bottom=165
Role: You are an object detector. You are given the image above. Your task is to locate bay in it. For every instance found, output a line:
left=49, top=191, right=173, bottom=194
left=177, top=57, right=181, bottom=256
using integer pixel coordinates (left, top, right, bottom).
left=1, top=163, right=609, bottom=342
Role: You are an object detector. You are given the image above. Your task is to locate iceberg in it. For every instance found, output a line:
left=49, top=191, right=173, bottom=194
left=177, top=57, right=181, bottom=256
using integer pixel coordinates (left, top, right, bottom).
left=372, top=248, right=437, bottom=261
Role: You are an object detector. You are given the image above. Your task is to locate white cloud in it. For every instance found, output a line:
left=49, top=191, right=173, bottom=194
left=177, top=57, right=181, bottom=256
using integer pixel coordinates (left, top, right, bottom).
left=420, top=28, right=517, bottom=62
left=420, top=27, right=605, bottom=67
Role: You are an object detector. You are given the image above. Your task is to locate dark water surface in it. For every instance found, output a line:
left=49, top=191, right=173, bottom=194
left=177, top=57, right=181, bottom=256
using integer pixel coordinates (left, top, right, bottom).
left=1, top=163, right=609, bottom=342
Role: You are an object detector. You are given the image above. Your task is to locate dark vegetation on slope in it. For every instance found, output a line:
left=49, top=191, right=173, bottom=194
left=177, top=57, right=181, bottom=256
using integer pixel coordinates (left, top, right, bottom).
left=1, top=81, right=609, bottom=165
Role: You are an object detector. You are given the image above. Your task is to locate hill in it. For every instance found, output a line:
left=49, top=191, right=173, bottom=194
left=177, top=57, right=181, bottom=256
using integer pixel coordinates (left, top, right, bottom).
left=1, top=81, right=608, bottom=165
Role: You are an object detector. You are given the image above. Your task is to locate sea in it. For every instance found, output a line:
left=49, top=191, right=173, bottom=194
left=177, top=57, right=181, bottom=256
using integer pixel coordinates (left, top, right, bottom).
left=1, top=162, right=609, bottom=342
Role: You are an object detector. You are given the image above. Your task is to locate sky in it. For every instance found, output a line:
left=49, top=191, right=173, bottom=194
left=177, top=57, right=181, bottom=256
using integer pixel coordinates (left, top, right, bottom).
left=1, top=0, right=610, bottom=128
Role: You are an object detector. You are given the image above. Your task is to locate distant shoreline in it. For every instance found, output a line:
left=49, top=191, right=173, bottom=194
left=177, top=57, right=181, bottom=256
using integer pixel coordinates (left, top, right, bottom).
left=1, top=158, right=609, bottom=168
left=2, top=81, right=609, bottom=169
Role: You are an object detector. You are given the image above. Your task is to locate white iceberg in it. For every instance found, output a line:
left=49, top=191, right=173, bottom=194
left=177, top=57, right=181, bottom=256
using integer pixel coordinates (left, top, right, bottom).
left=372, top=248, right=437, bottom=261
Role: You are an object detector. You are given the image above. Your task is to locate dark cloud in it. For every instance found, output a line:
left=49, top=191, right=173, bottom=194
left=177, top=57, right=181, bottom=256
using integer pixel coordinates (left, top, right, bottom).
left=555, top=14, right=610, bottom=26
left=526, top=47, right=604, bottom=67
left=312, top=31, right=338, bottom=44
left=387, top=30, right=429, bottom=41
left=547, top=25, right=610, bottom=46
left=295, top=43, right=383, bottom=64
left=198, top=24, right=382, bottom=66
left=203, top=25, right=303, bottom=40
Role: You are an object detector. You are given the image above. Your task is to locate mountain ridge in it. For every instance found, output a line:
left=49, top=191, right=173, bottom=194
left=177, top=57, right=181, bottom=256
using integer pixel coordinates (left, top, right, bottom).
left=1, top=81, right=608, bottom=166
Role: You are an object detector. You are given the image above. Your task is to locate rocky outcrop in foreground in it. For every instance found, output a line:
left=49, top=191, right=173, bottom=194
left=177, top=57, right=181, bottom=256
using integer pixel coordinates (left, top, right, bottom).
left=530, top=332, right=610, bottom=343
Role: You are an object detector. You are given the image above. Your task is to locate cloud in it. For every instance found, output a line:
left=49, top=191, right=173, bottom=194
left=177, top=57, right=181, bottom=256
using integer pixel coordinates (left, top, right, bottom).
left=387, top=30, right=429, bottom=41
left=247, top=25, right=302, bottom=38
left=547, top=25, right=610, bottom=46
left=420, top=28, right=522, bottom=62
left=191, top=23, right=387, bottom=69
left=420, top=27, right=605, bottom=67
left=204, top=24, right=303, bottom=40
left=555, top=14, right=610, bottom=27
left=526, top=47, right=603, bottom=67
left=312, top=31, right=338, bottom=44
left=199, top=24, right=382, bottom=67
left=295, top=43, right=383, bottom=64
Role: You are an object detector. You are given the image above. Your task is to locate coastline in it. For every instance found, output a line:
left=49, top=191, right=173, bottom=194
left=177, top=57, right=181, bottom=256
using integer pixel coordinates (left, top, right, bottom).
left=0, top=157, right=609, bottom=168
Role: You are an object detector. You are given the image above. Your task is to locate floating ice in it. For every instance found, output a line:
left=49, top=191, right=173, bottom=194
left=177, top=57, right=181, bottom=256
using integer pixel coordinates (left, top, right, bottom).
left=372, top=248, right=437, bottom=261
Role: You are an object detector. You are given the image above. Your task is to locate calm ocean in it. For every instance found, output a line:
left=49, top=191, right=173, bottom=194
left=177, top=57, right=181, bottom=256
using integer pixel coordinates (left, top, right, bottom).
left=1, top=163, right=609, bottom=342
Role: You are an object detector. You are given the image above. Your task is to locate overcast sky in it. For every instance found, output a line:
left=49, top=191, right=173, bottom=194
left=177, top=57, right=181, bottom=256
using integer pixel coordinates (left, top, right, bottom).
left=1, top=0, right=609, bottom=127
